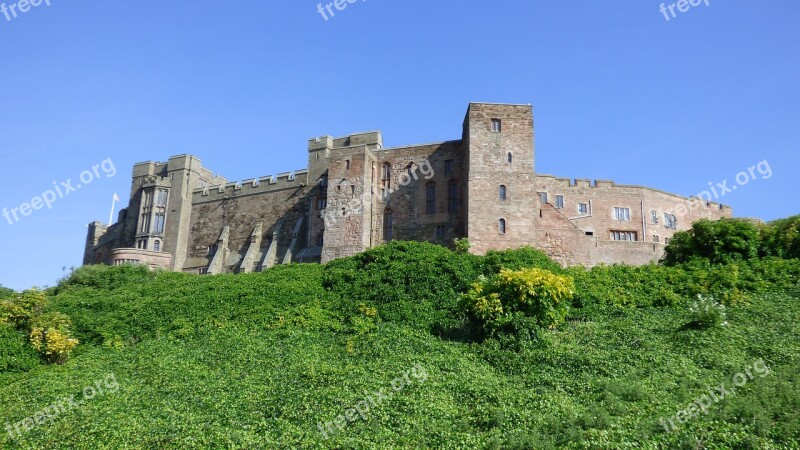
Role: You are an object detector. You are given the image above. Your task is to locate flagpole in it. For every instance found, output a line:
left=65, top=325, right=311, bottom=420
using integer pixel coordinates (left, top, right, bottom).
left=109, top=194, right=118, bottom=225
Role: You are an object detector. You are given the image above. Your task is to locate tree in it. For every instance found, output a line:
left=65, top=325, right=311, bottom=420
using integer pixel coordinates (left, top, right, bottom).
left=662, top=218, right=760, bottom=265
left=760, top=215, right=800, bottom=259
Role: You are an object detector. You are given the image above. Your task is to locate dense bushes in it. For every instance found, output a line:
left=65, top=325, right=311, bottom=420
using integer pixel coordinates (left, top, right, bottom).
left=55, top=263, right=157, bottom=293
left=760, top=215, right=800, bottom=259
left=52, top=263, right=337, bottom=348
left=322, top=242, right=565, bottom=337
left=0, top=323, right=40, bottom=372
left=568, top=257, right=800, bottom=309
left=1, top=231, right=800, bottom=448
left=461, top=268, right=575, bottom=335
left=322, top=241, right=481, bottom=331
left=0, top=289, right=79, bottom=367
left=664, top=215, right=800, bottom=265
left=663, top=218, right=761, bottom=265
left=0, top=285, right=13, bottom=299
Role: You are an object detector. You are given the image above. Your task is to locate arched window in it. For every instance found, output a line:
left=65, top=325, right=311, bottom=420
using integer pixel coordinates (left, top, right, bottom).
left=383, top=208, right=393, bottom=241
left=507, top=152, right=513, bottom=163
left=499, top=219, right=506, bottom=235
left=426, top=182, right=436, bottom=214
left=499, top=185, right=507, bottom=201
left=154, top=240, right=161, bottom=252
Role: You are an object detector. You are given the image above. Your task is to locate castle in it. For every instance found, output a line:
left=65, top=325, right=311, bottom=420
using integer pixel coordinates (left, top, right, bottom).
left=83, top=103, right=731, bottom=273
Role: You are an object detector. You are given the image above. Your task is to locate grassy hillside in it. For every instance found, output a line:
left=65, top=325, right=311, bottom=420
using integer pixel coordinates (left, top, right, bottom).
left=1, top=242, right=799, bottom=449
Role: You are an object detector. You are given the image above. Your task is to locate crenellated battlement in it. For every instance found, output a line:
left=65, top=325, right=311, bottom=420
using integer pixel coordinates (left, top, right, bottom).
left=534, top=174, right=730, bottom=211
left=192, top=169, right=310, bottom=203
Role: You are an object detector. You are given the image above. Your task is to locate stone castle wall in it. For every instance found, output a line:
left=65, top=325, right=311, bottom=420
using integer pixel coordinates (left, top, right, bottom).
left=83, top=102, right=734, bottom=272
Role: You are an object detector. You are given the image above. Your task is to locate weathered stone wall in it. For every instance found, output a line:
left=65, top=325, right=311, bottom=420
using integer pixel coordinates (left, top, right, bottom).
left=84, top=102, right=736, bottom=272
left=533, top=175, right=732, bottom=265
left=183, top=177, right=312, bottom=273
left=369, top=141, right=467, bottom=247
left=321, top=145, right=376, bottom=262
left=465, top=103, right=538, bottom=254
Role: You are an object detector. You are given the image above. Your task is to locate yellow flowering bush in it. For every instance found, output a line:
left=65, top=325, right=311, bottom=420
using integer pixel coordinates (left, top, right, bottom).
left=29, top=312, right=79, bottom=365
left=0, top=289, right=47, bottom=328
left=462, top=268, right=575, bottom=334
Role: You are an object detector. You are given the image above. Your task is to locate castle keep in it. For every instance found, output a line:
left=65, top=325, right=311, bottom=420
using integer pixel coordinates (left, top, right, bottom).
left=83, top=103, right=731, bottom=273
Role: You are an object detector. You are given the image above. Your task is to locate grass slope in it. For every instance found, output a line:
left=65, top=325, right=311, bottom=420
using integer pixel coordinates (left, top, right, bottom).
left=1, top=244, right=799, bottom=449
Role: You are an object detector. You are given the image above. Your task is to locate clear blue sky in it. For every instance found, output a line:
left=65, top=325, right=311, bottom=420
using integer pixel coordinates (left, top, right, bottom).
left=1, top=1, right=798, bottom=291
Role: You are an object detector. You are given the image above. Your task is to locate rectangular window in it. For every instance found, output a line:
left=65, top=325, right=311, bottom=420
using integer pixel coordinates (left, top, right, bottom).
left=381, top=163, right=391, bottom=189
left=426, top=184, right=436, bottom=215
left=140, top=215, right=150, bottom=233
left=316, top=197, right=327, bottom=210
left=555, top=195, right=564, bottom=209
left=651, top=210, right=659, bottom=225
left=383, top=211, right=393, bottom=241
left=491, top=118, right=502, bottom=132
left=664, top=213, right=677, bottom=229
left=447, top=183, right=458, bottom=213
left=578, top=203, right=588, bottom=215
left=611, top=230, right=637, bottom=241
left=613, top=207, right=631, bottom=221
left=445, top=159, right=454, bottom=174
left=156, top=189, right=168, bottom=206
left=653, top=235, right=660, bottom=243
left=154, top=214, right=165, bottom=234
left=435, top=225, right=446, bottom=239
left=345, top=160, right=351, bottom=170
left=539, top=192, right=548, bottom=204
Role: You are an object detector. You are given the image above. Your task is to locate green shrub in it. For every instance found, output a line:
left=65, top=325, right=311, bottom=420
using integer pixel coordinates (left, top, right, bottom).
left=454, top=237, right=471, bottom=254
left=323, top=241, right=481, bottom=332
left=0, top=285, right=13, bottom=299
left=481, top=246, right=564, bottom=274
left=568, top=264, right=688, bottom=308
left=56, top=263, right=156, bottom=293
left=462, top=268, right=575, bottom=335
left=759, top=215, right=800, bottom=259
left=0, top=288, right=48, bottom=329
left=0, top=323, right=40, bottom=372
left=686, top=294, right=727, bottom=329
left=663, top=218, right=760, bottom=265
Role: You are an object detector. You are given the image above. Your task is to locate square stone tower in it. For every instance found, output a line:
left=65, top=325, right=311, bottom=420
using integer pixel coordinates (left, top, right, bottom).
left=464, top=103, right=538, bottom=254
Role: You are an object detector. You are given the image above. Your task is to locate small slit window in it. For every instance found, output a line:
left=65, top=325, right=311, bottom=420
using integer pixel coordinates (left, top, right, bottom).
left=499, top=185, right=507, bottom=201
left=498, top=218, right=506, bottom=234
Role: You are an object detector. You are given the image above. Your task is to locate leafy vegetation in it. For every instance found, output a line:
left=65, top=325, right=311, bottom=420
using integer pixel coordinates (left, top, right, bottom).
left=1, top=219, right=799, bottom=448
left=462, top=268, right=575, bottom=334
left=686, top=294, right=727, bottom=329
left=664, top=215, right=800, bottom=265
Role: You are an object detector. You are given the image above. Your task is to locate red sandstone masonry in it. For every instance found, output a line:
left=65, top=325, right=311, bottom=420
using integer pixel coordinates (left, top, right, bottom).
left=84, top=102, right=733, bottom=272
